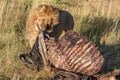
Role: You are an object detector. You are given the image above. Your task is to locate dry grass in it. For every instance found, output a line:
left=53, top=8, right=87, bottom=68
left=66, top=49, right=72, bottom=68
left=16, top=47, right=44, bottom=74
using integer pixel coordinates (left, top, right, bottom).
left=0, top=0, right=120, bottom=79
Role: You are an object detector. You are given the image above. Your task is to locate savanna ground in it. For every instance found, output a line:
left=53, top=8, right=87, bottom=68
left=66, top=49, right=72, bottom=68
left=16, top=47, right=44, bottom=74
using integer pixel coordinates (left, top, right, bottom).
left=0, top=0, right=120, bottom=79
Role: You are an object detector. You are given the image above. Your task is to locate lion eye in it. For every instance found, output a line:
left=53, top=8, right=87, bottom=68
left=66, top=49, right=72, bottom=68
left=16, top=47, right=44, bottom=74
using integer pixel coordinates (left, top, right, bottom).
left=46, top=24, right=51, bottom=30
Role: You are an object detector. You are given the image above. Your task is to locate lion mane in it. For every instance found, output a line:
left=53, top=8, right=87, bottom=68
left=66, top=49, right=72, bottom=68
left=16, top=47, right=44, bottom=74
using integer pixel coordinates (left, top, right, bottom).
left=26, top=5, right=74, bottom=48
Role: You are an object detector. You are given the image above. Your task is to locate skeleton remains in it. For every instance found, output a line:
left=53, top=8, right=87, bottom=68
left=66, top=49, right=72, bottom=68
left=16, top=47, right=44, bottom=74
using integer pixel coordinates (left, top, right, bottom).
left=38, top=30, right=104, bottom=76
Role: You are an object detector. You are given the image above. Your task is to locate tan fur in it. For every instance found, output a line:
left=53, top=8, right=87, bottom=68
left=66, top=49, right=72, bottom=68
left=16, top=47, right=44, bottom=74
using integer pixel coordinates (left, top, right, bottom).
left=26, top=5, right=74, bottom=48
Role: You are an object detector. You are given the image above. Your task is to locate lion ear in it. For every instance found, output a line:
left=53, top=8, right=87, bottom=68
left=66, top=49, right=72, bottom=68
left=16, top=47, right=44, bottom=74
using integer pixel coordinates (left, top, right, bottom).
left=40, top=6, right=47, bottom=12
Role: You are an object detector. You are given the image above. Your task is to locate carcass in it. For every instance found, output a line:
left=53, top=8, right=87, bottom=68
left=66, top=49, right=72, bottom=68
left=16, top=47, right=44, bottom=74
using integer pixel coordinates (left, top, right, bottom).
left=38, top=30, right=104, bottom=76
left=19, top=30, right=104, bottom=76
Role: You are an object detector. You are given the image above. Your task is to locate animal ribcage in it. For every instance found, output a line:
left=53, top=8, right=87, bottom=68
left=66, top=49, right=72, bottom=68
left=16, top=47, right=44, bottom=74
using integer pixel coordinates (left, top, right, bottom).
left=45, top=31, right=104, bottom=75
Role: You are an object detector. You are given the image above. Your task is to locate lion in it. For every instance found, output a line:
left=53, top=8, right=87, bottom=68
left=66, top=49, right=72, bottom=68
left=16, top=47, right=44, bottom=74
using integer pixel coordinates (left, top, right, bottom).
left=26, top=5, right=74, bottom=48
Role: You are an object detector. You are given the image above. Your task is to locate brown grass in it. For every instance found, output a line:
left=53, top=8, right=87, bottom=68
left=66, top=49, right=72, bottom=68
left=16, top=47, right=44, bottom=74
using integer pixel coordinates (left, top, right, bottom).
left=0, top=0, right=120, bottom=79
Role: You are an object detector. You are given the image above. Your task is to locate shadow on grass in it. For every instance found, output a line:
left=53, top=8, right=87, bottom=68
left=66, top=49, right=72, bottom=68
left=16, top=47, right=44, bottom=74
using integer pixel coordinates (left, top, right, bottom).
left=79, top=16, right=120, bottom=44
left=79, top=16, right=120, bottom=74
left=99, top=44, right=120, bottom=74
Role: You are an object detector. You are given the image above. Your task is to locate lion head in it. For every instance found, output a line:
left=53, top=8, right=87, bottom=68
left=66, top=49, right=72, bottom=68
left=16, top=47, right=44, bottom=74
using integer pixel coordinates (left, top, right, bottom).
left=35, top=5, right=59, bottom=33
